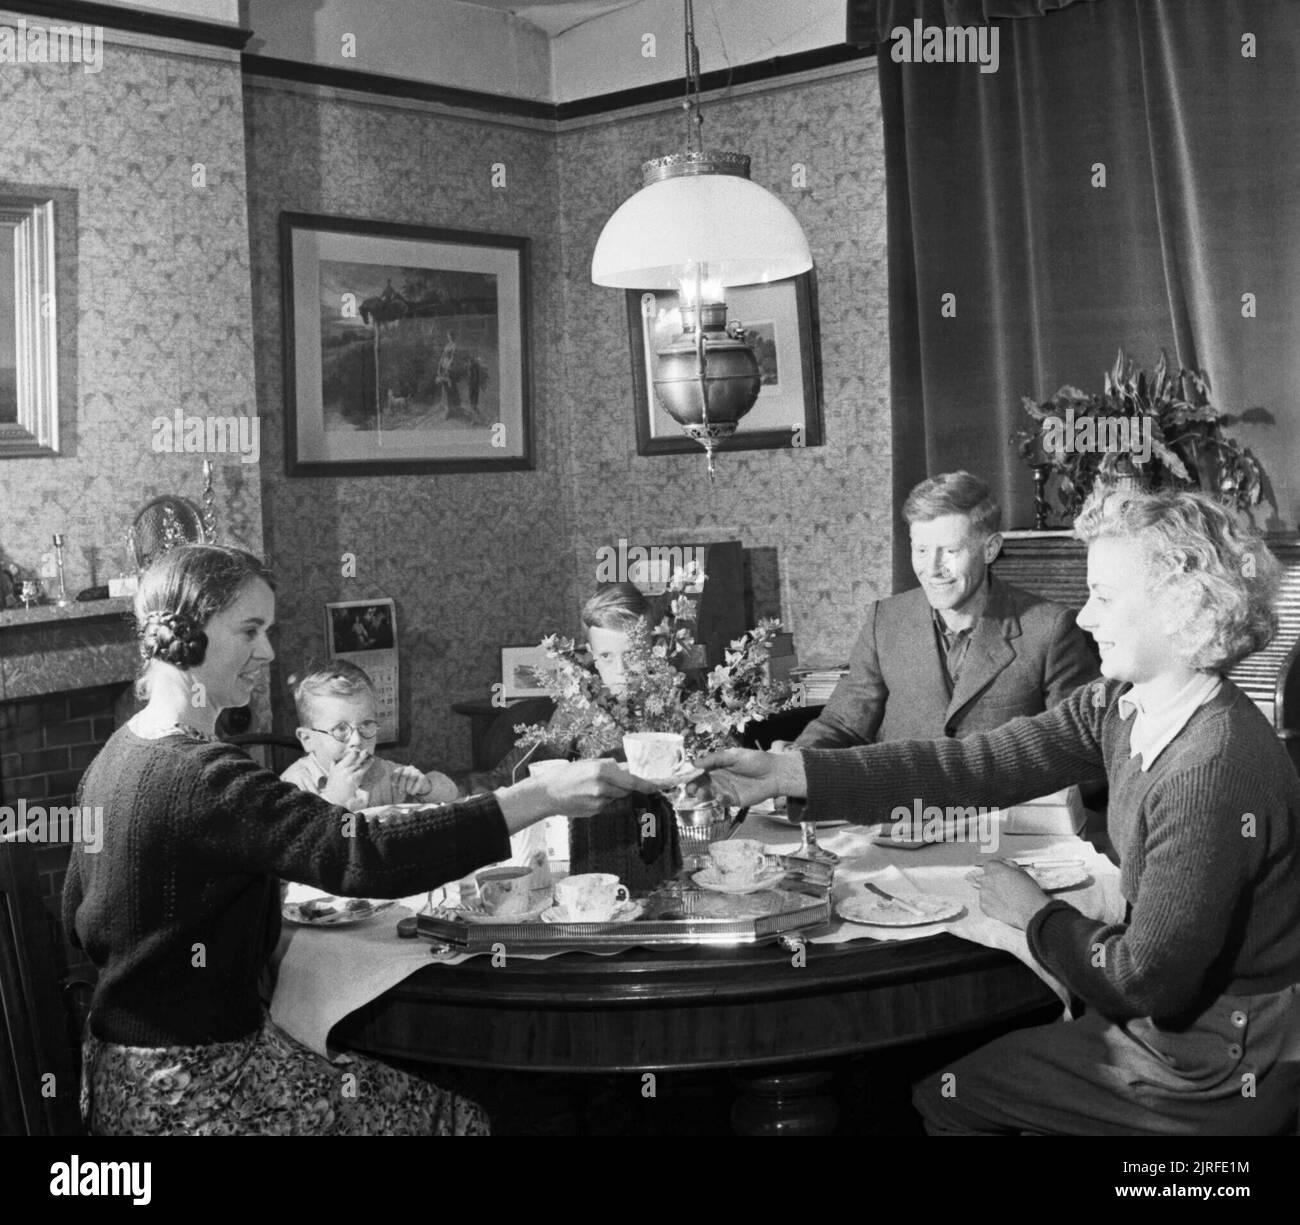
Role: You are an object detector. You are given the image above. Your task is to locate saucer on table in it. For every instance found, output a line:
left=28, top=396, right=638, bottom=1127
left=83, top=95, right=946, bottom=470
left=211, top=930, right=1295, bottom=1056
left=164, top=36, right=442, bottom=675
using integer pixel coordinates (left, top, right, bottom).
left=869, top=821, right=975, bottom=849
left=541, top=899, right=644, bottom=924
left=691, top=863, right=787, bottom=895
left=439, top=891, right=553, bottom=924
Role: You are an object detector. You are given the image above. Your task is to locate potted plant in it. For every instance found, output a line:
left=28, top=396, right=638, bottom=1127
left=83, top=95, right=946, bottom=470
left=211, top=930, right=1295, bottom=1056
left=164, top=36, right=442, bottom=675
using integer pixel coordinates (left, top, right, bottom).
left=1013, top=348, right=1273, bottom=523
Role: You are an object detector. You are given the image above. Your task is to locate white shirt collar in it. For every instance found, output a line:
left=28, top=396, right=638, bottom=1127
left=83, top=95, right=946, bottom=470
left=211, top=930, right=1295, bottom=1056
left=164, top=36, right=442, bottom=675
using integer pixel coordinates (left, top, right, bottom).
left=1117, top=672, right=1221, bottom=770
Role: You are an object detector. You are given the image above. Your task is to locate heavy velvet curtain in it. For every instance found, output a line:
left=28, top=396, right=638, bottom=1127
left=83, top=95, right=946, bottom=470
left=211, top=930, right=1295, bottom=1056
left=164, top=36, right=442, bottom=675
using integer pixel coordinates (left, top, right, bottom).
left=849, top=0, right=1300, bottom=590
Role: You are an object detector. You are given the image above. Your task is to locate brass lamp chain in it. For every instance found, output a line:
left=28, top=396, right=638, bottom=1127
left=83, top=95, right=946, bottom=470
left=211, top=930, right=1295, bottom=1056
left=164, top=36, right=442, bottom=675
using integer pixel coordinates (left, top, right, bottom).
left=692, top=255, right=717, bottom=478
left=683, top=0, right=703, bottom=154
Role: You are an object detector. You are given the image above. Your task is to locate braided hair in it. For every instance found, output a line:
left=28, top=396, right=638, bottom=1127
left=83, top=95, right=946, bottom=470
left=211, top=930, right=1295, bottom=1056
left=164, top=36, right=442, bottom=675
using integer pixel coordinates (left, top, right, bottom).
left=134, top=545, right=275, bottom=690
left=139, top=608, right=209, bottom=667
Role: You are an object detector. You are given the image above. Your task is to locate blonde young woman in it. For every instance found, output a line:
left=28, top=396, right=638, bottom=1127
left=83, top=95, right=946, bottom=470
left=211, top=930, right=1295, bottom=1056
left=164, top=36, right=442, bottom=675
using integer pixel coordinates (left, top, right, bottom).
left=64, top=545, right=643, bottom=1136
left=703, top=489, right=1300, bottom=1135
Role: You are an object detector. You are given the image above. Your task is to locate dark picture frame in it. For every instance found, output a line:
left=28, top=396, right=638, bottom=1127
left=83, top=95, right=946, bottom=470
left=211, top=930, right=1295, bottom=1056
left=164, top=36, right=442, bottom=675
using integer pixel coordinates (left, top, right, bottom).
left=280, top=212, right=533, bottom=476
left=499, top=643, right=558, bottom=701
left=627, top=272, right=824, bottom=456
left=0, top=184, right=78, bottom=459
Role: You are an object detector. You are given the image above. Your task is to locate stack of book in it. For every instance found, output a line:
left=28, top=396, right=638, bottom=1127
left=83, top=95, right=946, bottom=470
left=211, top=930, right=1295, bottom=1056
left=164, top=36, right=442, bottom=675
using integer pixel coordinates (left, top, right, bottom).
left=789, top=661, right=849, bottom=705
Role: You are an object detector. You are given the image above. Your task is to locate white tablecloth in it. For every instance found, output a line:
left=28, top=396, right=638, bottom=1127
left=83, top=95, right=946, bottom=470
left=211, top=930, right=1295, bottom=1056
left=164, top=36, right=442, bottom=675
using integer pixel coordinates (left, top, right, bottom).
left=271, top=806, right=1123, bottom=1058
left=745, top=810, right=1124, bottom=1008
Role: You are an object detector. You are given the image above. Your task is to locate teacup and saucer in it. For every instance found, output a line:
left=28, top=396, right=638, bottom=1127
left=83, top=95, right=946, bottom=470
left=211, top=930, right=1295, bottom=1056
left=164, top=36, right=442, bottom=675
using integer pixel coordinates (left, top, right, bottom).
left=692, top=838, right=785, bottom=895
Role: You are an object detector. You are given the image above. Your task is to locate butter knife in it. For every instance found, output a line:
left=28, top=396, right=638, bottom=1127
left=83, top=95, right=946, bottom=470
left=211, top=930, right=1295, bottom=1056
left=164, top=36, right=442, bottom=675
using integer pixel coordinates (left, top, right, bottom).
left=863, top=881, right=927, bottom=916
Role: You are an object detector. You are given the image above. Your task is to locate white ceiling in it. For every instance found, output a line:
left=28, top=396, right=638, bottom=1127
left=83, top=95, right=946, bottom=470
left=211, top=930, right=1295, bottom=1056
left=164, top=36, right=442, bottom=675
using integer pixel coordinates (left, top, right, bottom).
left=509, top=2, right=644, bottom=38
left=140, top=1, right=850, bottom=104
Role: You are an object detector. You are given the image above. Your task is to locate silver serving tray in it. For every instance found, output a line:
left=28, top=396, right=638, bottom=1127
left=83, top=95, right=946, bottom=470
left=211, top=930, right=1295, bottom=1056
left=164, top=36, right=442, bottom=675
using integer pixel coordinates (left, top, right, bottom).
left=415, top=886, right=832, bottom=953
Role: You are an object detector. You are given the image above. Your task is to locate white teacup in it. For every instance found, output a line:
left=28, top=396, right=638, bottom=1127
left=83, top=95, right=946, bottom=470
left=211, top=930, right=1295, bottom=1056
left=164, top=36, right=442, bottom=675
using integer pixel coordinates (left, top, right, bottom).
left=708, top=838, right=768, bottom=881
left=476, top=866, right=535, bottom=917
left=623, top=732, right=686, bottom=779
left=527, top=759, right=569, bottom=782
left=554, top=872, right=629, bottom=921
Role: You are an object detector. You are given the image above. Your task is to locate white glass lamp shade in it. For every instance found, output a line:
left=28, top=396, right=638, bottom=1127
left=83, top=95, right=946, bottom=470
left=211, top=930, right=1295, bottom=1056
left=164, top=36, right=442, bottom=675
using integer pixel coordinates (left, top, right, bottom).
left=591, top=174, right=812, bottom=289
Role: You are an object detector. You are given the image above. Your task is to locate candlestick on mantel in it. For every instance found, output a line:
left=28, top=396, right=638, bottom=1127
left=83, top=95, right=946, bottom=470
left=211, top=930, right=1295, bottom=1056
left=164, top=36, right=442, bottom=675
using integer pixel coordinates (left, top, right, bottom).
left=52, top=533, right=71, bottom=607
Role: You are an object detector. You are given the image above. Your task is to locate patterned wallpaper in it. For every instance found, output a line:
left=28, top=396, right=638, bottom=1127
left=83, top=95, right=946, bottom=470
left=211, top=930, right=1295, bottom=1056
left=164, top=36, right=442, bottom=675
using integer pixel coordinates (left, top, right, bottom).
left=243, top=67, right=891, bottom=770
left=243, top=84, right=573, bottom=770
left=0, top=43, right=263, bottom=603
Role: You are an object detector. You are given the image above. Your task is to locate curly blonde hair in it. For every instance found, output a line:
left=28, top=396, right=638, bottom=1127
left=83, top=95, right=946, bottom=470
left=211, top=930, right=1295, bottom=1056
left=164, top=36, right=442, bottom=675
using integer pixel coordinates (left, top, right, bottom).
left=1073, top=488, right=1279, bottom=673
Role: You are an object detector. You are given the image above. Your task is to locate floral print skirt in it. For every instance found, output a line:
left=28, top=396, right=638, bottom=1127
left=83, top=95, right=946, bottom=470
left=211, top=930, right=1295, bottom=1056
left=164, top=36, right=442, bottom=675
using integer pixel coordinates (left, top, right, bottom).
left=81, top=1013, right=489, bottom=1136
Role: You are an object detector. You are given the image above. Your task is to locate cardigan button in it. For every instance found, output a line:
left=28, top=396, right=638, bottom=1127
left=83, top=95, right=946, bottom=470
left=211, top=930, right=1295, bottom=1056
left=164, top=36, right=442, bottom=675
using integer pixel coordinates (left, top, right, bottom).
left=1230, top=1010, right=1247, bottom=1028
left=1226, top=1043, right=1243, bottom=1060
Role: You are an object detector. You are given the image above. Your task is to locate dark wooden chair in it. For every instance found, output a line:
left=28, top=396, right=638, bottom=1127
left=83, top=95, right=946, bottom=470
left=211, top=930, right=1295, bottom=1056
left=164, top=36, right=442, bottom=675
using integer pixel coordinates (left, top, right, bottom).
left=477, top=698, right=556, bottom=776
left=221, top=732, right=304, bottom=776
left=1274, top=636, right=1300, bottom=779
left=0, top=833, right=90, bottom=1135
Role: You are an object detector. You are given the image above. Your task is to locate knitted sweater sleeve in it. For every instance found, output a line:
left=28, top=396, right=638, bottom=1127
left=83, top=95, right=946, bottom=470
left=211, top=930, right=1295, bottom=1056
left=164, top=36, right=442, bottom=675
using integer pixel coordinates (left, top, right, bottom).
left=175, top=741, right=512, bottom=897
left=62, top=844, right=84, bottom=950
left=1027, top=759, right=1265, bottom=1020
left=801, top=681, right=1111, bottom=822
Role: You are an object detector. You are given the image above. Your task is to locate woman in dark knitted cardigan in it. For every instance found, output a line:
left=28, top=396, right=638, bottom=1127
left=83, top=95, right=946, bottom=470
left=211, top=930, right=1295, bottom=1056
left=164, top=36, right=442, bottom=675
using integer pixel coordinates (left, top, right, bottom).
left=465, top=582, right=677, bottom=894
left=63, top=545, right=643, bottom=1136
left=704, top=489, right=1300, bottom=1135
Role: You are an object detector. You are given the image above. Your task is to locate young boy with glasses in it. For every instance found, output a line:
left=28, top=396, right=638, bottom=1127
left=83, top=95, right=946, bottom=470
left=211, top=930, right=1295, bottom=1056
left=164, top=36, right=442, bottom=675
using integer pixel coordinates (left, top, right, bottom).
left=282, top=660, right=459, bottom=809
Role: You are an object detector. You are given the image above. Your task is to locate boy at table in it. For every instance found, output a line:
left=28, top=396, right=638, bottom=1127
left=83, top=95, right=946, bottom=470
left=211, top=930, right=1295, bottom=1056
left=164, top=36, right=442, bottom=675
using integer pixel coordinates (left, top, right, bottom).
left=282, top=660, right=459, bottom=809
left=702, top=488, right=1300, bottom=1135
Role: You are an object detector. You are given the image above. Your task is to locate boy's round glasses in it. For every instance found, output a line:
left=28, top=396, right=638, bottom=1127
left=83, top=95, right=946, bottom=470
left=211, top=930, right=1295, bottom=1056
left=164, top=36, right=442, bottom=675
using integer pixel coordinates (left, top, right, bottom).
left=311, top=720, right=380, bottom=743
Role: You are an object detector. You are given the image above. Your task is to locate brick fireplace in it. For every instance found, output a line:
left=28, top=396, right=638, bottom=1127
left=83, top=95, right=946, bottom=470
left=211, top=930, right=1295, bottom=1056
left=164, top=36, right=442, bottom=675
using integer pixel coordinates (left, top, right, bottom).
left=0, top=599, right=138, bottom=982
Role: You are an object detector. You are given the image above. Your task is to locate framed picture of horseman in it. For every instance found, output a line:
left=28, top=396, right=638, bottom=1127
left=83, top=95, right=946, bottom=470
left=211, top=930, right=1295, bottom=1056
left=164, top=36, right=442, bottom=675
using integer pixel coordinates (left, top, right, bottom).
left=280, top=213, right=533, bottom=475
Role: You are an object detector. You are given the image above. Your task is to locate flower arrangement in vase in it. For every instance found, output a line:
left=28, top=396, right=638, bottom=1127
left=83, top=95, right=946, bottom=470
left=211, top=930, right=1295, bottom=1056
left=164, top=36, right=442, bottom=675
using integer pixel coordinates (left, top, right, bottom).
left=514, top=565, right=796, bottom=760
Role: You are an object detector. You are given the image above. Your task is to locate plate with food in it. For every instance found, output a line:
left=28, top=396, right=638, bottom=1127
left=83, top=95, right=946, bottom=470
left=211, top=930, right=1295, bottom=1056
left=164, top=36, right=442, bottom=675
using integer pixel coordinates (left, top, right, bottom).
left=869, top=817, right=985, bottom=849
left=835, top=888, right=964, bottom=927
left=966, top=862, right=1091, bottom=892
left=282, top=894, right=397, bottom=926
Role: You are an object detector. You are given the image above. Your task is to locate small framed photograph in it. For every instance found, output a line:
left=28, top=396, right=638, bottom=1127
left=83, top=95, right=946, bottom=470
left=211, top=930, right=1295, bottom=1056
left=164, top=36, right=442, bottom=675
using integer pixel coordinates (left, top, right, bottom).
left=627, top=272, right=823, bottom=456
left=281, top=212, right=533, bottom=476
left=500, top=644, right=558, bottom=701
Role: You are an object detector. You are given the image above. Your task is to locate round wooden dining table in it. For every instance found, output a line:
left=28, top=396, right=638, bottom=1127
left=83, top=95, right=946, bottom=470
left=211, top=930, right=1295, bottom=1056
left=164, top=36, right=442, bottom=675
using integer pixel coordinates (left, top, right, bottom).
left=332, top=928, right=1061, bottom=1135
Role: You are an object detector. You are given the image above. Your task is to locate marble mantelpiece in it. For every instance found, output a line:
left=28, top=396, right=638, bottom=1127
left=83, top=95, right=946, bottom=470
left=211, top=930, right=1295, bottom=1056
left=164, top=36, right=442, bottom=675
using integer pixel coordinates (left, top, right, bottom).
left=0, top=599, right=138, bottom=702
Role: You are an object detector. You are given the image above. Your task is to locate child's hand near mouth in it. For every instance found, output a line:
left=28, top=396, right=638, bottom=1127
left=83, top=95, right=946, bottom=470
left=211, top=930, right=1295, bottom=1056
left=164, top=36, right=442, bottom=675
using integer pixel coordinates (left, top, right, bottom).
left=320, top=745, right=374, bottom=808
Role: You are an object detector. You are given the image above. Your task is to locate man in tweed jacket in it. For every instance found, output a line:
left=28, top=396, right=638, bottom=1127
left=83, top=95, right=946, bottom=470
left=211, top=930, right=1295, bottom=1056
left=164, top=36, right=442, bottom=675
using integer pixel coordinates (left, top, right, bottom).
left=795, top=472, right=1097, bottom=749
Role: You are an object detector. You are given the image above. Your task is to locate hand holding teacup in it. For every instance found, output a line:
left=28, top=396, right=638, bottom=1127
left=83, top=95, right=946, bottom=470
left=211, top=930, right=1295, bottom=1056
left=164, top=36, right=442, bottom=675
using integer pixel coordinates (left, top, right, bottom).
left=694, top=747, right=807, bottom=809
left=498, top=757, right=651, bottom=831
